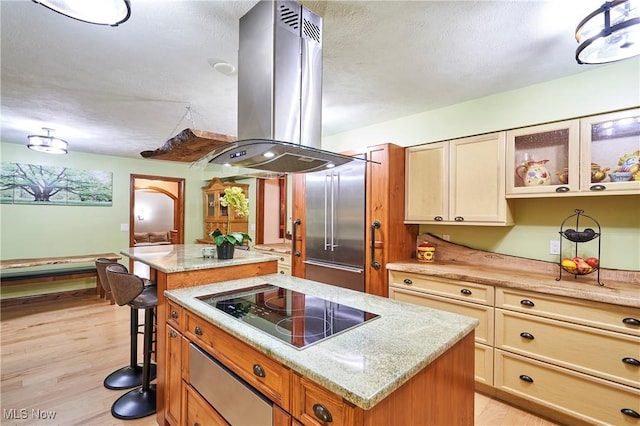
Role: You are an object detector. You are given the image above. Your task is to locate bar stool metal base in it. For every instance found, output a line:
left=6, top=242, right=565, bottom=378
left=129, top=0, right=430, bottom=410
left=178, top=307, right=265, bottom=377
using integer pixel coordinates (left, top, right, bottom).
left=103, top=364, right=157, bottom=390
left=111, top=384, right=157, bottom=420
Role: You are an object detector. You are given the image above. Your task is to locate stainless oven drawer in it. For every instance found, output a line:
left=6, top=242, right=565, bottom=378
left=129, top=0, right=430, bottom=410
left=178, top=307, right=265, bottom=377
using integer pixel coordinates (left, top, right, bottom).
left=189, top=343, right=273, bottom=426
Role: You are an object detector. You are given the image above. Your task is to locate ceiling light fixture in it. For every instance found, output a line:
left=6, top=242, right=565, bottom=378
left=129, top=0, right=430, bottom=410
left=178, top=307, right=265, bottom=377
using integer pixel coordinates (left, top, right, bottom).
left=575, top=0, right=640, bottom=64
left=32, top=0, right=131, bottom=26
left=27, top=128, right=69, bottom=154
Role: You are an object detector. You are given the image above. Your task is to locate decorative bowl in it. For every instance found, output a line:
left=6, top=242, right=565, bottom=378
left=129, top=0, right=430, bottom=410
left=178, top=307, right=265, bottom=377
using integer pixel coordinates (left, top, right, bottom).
left=561, top=265, right=593, bottom=275
left=610, top=171, right=632, bottom=182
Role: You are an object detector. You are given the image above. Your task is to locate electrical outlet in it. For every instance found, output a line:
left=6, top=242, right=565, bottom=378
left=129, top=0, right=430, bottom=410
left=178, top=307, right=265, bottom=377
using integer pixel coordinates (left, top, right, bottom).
left=442, top=234, right=450, bottom=241
left=550, top=240, right=560, bottom=255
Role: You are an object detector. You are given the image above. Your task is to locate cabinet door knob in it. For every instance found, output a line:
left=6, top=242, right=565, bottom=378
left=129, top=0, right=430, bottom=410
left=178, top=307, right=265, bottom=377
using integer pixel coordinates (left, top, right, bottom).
left=623, top=317, right=640, bottom=326
left=621, top=408, right=640, bottom=419
left=169, top=330, right=177, bottom=338
left=589, top=184, right=606, bottom=191
left=312, top=403, right=333, bottom=423
left=555, top=186, right=570, bottom=193
left=171, top=310, right=178, bottom=319
left=460, top=288, right=472, bottom=295
left=403, top=278, right=413, bottom=285
left=520, top=332, right=535, bottom=340
left=519, top=374, right=534, bottom=383
left=520, top=299, right=535, bottom=307
left=454, top=216, right=464, bottom=222
left=622, top=357, right=640, bottom=366
left=434, top=216, right=443, bottom=221
left=194, top=326, right=203, bottom=336
left=252, top=364, right=266, bottom=378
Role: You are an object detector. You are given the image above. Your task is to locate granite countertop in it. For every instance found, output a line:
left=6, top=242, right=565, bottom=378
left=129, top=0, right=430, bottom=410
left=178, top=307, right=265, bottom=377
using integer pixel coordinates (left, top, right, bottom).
left=252, top=242, right=292, bottom=255
left=165, top=274, right=478, bottom=410
left=386, top=260, right=640, bottom=308
left=120, top=244, right=276, bottom=273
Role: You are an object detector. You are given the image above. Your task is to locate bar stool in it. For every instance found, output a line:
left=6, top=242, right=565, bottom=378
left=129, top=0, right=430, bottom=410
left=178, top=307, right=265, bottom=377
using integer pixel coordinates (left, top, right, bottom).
left=105, top=264, right=157, bottom=420
left=96, top=259, right=157, bottom=390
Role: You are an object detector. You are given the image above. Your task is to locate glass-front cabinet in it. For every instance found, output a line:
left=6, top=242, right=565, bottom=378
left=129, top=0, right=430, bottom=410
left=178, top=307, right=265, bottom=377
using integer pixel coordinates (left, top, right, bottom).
left=506, top=120, right=580, bottom=197
left=580, top=108, right=640, bottom=195
left=507, top=108, right=640, bottom=198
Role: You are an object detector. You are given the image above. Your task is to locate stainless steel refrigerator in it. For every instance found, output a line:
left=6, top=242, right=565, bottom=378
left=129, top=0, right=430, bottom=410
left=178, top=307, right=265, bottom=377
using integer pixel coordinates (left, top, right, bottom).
left=304, top=160, right=366, bottom=292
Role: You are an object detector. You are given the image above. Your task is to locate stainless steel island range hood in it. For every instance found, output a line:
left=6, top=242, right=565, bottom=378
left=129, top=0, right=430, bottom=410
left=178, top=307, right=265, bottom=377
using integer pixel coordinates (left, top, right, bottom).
left=206, top=0, right=359, bottom=173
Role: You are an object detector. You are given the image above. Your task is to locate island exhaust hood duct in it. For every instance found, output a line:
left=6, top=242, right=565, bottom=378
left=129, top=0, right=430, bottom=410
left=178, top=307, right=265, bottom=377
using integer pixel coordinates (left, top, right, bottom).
left=207, top=0, right=359, bottom=173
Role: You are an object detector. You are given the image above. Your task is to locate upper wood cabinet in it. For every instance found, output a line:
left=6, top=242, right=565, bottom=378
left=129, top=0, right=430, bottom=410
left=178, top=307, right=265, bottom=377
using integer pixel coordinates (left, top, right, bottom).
left=202, top=178, right=249, bottom=238
left=405, top=132, right=514, bottom=226
left=506, top=108, right=640, bottom=198
left=506, top=119, right=581, bottom=197
left=580, top=108, right=640, bottom=196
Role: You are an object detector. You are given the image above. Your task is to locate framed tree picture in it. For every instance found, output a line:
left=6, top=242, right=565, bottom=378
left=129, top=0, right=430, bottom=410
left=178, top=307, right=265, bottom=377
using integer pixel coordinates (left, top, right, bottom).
left=0, top=162, right=113, bottom=206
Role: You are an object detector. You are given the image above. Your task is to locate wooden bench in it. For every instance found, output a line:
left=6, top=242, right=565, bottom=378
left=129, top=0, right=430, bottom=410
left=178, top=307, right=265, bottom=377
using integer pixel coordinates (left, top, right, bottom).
left=0, top=253, right=121, bottom=306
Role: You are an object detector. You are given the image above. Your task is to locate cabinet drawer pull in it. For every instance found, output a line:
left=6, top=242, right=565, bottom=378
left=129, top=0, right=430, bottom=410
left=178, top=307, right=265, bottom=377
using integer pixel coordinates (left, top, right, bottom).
left=519, top=374, right=534, bottom=383
left=555, top=186, right=570, bottom=193
left=434, top=216, right=443, bottom=221
left=622, top=357, right=640, bottom=366
left=312, top=403, right=333, bottom=423
left=520, top=299, right=535, bottom=307
left=454, top=216, right=464, bottom=222
left=623, top=317, right=640, bottom=326
left=169, top=330, right=177, bottom=338
left=403, top=278, right=413, bottom=285
left=194, top=326, right=203, bottom=336
left=520, top=332, right=535, bottom=340
left=252, top=364, right=266, bottom=378
left=621, top=408, right=640, bottom=419
left=460, top=288, right=472, bottom=295
left=171, top=310, right=178, bottom=319
left=589, top=184, right=606, bottom=191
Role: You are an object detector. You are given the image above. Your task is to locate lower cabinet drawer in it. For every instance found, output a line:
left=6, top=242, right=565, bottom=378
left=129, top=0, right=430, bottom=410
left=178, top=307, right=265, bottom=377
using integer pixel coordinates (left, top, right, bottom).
left=496, top=287, right=640, bottom=337
left=389, top=271, right=493, bottom=305
left=495, top=350, right=640, bottom=426
left=278, top=264, right=291, bottom=276
left=496, top=309, right=640, bottom=388
left=292, top=373, right=363, bottom=426
left=185, top=384, right=229, bottom=426
left=390, top=286, right=494, bottom=345
left=185, top=311, right=291, bottom=409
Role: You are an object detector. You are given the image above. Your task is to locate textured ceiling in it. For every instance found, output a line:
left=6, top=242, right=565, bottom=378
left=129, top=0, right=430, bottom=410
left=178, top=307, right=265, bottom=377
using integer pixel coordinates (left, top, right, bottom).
left=1, top=0, right=607, bottom=160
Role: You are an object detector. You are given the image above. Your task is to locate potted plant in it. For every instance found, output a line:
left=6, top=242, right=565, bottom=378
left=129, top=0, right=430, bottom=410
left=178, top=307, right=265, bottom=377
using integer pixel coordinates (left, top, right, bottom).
left=209, top=186, right=251, bottom=259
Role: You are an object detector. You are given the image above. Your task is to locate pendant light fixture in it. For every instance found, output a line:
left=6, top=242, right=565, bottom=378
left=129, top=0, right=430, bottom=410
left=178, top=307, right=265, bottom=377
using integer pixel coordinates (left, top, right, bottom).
left=27, top=128, right=69, bottom=154
left=575, top=0, right=640, bottom=64
left=32, top=0, right=131, bottom=26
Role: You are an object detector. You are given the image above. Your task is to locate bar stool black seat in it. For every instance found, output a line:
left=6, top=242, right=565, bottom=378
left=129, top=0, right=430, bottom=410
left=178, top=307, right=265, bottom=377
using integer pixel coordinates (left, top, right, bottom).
left=96, top=259, right=157, bottom=390
left=105, top=264, right=157, bottom=420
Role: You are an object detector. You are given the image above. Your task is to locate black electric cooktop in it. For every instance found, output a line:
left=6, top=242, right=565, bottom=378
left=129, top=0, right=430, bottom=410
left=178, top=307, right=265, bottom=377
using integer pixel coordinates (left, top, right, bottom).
left=197, top=284, right=379, bottom=349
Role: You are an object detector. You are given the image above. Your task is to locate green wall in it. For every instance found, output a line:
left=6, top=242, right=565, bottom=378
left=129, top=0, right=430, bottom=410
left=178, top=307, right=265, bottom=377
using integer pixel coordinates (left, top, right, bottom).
left=322, top=58, right=640, bottom=271
left=0, top=143, right=226, bottom=260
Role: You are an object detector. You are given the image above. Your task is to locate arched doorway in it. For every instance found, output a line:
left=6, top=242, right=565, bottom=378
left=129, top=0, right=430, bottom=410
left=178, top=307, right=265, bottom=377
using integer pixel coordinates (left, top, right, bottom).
left=129, top=174, right=185, bottom=247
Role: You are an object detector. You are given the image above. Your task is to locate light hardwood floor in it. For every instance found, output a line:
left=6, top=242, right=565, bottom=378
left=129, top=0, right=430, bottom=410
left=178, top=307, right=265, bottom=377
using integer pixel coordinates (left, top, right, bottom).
left=1, top=296, right=560, bottom=426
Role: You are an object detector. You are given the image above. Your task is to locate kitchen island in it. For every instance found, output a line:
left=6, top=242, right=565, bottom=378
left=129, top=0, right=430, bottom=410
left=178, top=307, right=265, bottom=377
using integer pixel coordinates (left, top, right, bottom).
left=165, top=273, right=478, bottom=425
left=119, top=244, right=278, bottom=426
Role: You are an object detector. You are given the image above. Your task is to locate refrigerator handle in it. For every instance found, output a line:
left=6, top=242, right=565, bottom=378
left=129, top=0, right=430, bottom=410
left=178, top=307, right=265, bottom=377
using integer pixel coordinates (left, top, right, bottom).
left=370, top=220, right=381, bottom=270
left=324, top=174, right=330, bottom=250
left=292, top=219, right=301, bottom=257
left=330, top=171, right=336, bottom=251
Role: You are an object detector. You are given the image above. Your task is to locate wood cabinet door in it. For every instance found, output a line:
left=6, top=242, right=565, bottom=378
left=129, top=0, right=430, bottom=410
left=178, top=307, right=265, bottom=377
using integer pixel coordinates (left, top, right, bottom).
left=450, top=132, right=511, bottom=224
left=165, top=324, right=183, bottom=426
left=580, top=108, right=640, bottom=195
left=506, top=120, right=580, bottom=197
left=365, top=143, right=418, bottom=297
left=405, top=142, right=448, bottom=222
